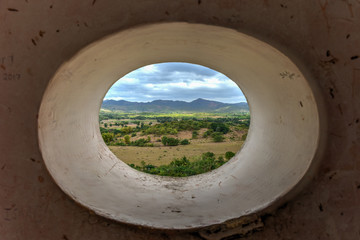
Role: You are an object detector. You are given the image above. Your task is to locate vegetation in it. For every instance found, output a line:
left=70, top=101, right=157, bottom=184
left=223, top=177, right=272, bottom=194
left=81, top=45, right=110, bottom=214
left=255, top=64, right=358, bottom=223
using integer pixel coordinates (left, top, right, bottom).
left=225, top=151, right=235, bottom=160
left=129, top=152, right=228, bottom=177
left=180, top=139, right=190, bottom=145
left=101, top=132, right=114, bottom=144
left=100, top=110, right=250, bottom=177
left=161, top=136, right=180, bottom=146
left=212, top=132, right=225, bottom=142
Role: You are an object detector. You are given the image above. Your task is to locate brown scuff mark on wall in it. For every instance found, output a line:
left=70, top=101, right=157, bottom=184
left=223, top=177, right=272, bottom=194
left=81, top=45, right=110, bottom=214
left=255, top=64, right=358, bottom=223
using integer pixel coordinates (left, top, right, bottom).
left=7, top=8, right=19, bottom=12
left=320, top=50, right=339, bottom=66
left=318, top=0, right=330, bottom=32
left=31, top=38, right=37, bottom=46
left=38, top=176, right=44, bottom=183
left=27, top=68, right=33, bottom=76
left=318, top=203, right=324, bottom=212
left=329, top=87, right=335, bottom=99
left=39, top=30, right=45, bottom=37
left=343, top=0, right=354, bottom=18
left=337, top=104, right=343, bottom=115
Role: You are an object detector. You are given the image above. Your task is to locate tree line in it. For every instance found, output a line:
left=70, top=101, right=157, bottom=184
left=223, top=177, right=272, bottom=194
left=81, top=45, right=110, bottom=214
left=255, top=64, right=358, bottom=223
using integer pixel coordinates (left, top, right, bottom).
left=129, top=151, right=236, bottom=177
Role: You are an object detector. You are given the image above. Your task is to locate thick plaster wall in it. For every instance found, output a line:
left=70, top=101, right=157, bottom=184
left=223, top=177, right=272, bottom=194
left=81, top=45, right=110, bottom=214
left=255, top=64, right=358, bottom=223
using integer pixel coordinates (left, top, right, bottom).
left=0, top=0, right=359, bottom=239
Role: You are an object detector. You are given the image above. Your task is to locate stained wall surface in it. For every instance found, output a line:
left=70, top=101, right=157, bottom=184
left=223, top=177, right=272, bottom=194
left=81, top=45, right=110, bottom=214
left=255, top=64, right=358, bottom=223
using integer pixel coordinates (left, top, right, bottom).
left=0, top=0, right=359, bottom=239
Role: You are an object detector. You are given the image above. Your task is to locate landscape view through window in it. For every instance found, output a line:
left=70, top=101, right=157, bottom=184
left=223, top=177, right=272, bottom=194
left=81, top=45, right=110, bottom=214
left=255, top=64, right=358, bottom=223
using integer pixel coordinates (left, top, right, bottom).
left=99, top=62, right=250, bottom=177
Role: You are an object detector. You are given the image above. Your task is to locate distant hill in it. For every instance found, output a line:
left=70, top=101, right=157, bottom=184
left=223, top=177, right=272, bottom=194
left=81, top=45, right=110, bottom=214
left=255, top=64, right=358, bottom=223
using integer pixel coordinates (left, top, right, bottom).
left=101, top=98, right=249, bottom=113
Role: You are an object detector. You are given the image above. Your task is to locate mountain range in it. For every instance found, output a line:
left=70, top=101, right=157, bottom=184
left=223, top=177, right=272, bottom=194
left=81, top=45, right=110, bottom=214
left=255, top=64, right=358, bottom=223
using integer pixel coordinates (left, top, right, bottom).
left=101, top=98, right=249, bottom=113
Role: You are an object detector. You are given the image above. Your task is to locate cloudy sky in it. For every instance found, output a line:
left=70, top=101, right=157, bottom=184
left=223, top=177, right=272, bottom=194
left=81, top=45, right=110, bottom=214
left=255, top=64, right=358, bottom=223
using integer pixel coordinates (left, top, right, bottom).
left=104, top=62, right=247, bottom=103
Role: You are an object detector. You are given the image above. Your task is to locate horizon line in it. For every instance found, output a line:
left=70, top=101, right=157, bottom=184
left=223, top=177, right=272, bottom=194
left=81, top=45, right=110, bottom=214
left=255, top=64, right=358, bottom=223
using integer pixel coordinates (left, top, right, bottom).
left=103, top=98, right=248, bottom=104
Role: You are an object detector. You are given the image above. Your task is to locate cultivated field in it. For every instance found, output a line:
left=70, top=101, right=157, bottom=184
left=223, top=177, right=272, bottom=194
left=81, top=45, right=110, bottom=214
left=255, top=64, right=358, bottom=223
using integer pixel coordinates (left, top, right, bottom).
left=109, top=140, right=244, bottom=166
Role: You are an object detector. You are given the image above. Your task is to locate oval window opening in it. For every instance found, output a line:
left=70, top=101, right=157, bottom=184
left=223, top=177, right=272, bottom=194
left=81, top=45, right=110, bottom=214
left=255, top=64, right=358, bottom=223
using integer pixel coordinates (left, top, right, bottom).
left=99, top=62, right=250, bottom=177
left=39, top=23, right=321, bottom=229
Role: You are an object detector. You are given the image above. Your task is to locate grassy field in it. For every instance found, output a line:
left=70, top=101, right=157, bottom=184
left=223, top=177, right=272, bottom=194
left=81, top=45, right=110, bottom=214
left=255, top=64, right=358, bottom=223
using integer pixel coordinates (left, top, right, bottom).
left=109, top=141, right=244, bottom=166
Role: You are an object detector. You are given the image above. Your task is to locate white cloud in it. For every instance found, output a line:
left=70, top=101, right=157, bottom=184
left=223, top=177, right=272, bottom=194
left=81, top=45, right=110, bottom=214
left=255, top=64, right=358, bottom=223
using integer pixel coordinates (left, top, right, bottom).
left=139, top=64, right=158, bottom=73
left=116, top=77, right=139, bottom=85
left=104, top=62, right=246, bottom=103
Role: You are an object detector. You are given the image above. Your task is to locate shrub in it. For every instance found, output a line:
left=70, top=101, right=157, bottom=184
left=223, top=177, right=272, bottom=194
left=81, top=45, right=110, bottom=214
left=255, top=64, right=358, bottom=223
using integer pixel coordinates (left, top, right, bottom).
left=166, top=137, right=180, bottom=146
left=212, top=132, right=224, bottom=142
left=161, top=136, right=168, bottom=146
left=121, top=126, right=132, bottom=134
left=124, top=135, right=130, bottom=144
left=202, top=152, right=215, bottom=159
left=161, top=136, right=180, bottom=146
left=101, top=132, right=114, bottom=144
left=202, top=129, right=213, bottom=138
left=225, top=151, right=235, bottom=160
left=217, top=156, right=225, bottom=165
left=210, top=122, right=229, bottom=134
left=180, top=139, right=190, bottom=145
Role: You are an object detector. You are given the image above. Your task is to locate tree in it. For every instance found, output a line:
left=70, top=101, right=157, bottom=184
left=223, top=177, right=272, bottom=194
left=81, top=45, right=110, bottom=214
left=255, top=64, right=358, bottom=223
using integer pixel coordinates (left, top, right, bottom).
left=161, top=136, right=168, bottom=146
left=121, top=126, right=132, bottom=134
left=203, top=129, right=213, bottom=138
left=212, top=132, right=224, bottom=142
left=170, top=129, right=178, bottom=135
left=104, top=123, right=108, bottom=128
left=210, top=122, right=229, bottom=134
left=192, top=130, right=198, bottom=139
left=124, top=135, right=130, bottom=145
left=101, top=132, right=114, bottom=144
left=225, top=151, right=235, bottom=160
